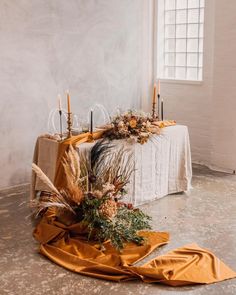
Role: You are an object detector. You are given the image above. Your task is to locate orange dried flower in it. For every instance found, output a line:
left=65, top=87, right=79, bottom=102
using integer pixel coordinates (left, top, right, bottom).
left=129, top=119, right=137, bottom=128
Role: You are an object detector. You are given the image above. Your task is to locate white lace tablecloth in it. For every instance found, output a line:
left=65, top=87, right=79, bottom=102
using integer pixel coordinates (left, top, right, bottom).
left=79, top=125, right=192, bottom=206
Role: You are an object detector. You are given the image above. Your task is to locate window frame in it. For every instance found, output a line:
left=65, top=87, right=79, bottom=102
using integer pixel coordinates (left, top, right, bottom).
left=155, top=0, right=205, bottom=84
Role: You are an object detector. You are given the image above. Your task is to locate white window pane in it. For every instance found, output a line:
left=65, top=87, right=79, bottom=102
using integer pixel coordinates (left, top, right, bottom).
left=165, top=53, right=175, bottom=66
left=176, top=0, right=187, bottom=9
left=187, top=67, right=198, bottom=80
left=176, top=67, right=186, bottom=79
left=165, top=11, right=176, bottom=24
left=199, top=24, right=204, bottom=37
left=176, top=38, right=186, bottom=52
left=176, top=9, right=187, bottom=24
left=200, top=8, right=204, bottom=22
left=176, top=24, right=186, bottom=38
left=165, top=25, right=175, bottom=38
left=188, top=0, right=199, bottom=9
left=165, top=66, right=175, bottom=78
left=158, top=0, right=204, bottom=82
left=199, top=53, right=203, bottom=67
left=198, top=68, right=203, bottom=80
left=165, top=39, right=175, bottom=52
left=187, top=53, right=198, bottom=66
left=199, top=38, right=203, bottom=52
left=187, top=38, right=198, bottom=52
left=188, top=24, right=199, bottom=37
left=176, top=53, right=186, bottom=66
left=165, top=0, right=175, bottom=10
left=188, top=9, right=199, bottom=23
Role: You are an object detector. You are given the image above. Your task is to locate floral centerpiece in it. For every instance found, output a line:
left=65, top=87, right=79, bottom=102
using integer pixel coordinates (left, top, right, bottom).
left=31, top=139, right=151, bottom=251
left=104, top=110, right=160, bottom=144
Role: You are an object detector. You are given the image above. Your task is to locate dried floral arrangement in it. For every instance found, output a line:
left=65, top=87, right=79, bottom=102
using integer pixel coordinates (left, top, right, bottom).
left=31, top=139, right=151, bottom=251
left=104, top=111, right=160, bottom=144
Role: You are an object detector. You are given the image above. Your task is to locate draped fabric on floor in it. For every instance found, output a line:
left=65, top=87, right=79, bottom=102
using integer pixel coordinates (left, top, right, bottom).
left=32, top=130, right=236, bottom=286
left=34, top=209, right=236, bottom=286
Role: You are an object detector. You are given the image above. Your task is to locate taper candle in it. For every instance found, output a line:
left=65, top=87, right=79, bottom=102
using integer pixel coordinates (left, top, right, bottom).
left=152, top=83, right=157, bottom=104
left=66, top=90, right=71, bottom=113
left=161, top=99, right=164, bottom=121
left=90, top=109, right=93, bottom=134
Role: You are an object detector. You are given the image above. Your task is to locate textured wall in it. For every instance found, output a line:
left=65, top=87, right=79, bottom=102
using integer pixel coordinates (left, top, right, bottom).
left=157, top=0, right=236, bottom=172
left=0, top=0, right=153, bottom=188
left=210, top=0, right=236, bottom=171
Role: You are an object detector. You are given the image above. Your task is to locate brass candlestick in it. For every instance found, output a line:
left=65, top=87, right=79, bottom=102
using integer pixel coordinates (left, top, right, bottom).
left=152, top=101, right=157, bottom=120
left=67, top=112, right=73, bottom=138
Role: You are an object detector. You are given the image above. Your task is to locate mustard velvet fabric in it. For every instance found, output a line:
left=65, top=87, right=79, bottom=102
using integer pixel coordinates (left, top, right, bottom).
left=34, top=209, right=236, bottom=285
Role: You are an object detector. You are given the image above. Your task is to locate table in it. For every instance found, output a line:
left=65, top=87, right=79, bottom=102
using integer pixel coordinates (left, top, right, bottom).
left=79, top=125, right=192, bottom=206
left=32, top=125, right=192, bottom=206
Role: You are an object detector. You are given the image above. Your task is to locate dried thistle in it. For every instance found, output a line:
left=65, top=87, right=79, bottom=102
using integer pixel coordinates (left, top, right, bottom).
left=99, top=198, right=117, bottom=219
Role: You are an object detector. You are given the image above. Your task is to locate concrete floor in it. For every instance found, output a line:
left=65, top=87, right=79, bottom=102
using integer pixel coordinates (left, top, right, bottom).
left=0, top=164, right=236, bottom=295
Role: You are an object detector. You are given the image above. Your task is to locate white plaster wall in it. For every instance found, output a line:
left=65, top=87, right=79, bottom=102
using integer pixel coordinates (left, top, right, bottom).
left=0, top=0, right=153, bottom=188
left=210, top=0, right=236, bottom=171
left=155, top=0, right=236, bottom=172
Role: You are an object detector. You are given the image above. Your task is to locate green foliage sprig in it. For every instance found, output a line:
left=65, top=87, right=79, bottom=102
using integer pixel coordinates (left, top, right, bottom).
left=80, top=195, right=152, bottom=251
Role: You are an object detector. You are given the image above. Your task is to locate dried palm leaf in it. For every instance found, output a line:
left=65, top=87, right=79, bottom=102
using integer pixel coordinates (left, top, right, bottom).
left=78, top=139, right=113, bottom=191
left=30, top=193, right=75, bottom=218
left=91, top=139, right=113, bottom=172
left=61, top=147, right=84, bottom=204
left=62, top=145, right=80, bottom=184
left=67, top=145, right=81, bottom=182
left=78, top=149, right=90, bottom=178
left=32, top=163, right=60, bottom=195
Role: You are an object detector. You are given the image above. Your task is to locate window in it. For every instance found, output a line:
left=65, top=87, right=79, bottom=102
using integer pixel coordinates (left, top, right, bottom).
left=157, top=0, right=205, bottom=81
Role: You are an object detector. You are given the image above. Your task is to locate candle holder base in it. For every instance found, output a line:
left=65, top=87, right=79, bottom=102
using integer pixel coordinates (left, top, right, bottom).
left=87, top=133, right=94, bottom=143
left=67, top=112, right=73, bottom=139
left=152, top=102, right=157, bottom=120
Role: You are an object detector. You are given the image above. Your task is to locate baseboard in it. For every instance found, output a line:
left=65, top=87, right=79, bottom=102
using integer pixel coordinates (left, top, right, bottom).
left=0, top=183, right=30, bottom=194
left=192, top=161, right=235, bottom=175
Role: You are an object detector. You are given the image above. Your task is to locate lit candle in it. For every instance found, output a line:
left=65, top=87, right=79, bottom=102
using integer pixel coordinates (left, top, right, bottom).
left=152, top=83, right=157, bottom=104
left=157, top=80, right=161, bottom=96
left=161, top=99, right=164, bottom=121
left=57, top=94, right=62, bottom=111
left=90, top=109, right=93, bottom=134
left=66, top=90, right=71, bottom=113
